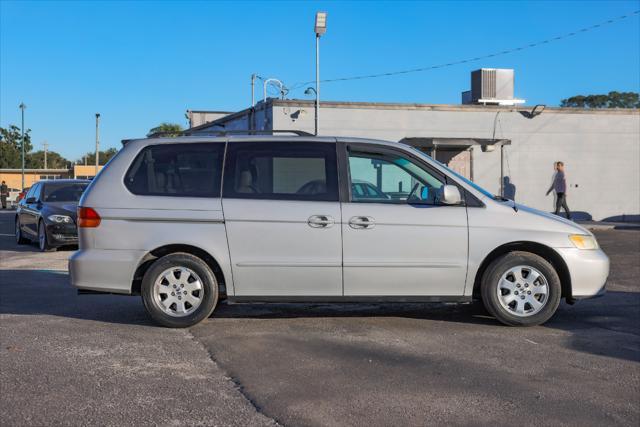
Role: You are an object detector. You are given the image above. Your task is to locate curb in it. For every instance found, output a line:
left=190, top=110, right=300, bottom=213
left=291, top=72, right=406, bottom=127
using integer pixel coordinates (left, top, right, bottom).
left=580, top=223, right=640, bottom=231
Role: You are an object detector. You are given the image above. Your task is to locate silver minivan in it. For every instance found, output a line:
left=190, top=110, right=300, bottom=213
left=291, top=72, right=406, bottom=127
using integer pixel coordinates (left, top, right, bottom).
left=69, top=133, right=609, bottom=327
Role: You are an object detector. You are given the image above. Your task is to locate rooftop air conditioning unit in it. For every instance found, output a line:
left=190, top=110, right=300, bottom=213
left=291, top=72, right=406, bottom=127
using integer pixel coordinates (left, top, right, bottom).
left=462, top=68, right=525, bottom=106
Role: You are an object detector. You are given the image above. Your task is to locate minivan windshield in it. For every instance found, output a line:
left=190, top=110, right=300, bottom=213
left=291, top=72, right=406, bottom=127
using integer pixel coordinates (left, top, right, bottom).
left=410, top=148, right=496, bottom=199
left=43, top=183, right=88, bottom=202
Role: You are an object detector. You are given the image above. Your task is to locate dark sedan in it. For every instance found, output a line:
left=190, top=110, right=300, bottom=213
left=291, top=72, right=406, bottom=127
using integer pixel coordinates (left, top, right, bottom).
left=15, top=180, right=90, bottom=251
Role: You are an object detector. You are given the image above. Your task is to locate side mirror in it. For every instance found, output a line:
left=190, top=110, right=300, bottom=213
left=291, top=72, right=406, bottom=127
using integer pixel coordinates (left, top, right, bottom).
left=438, top=185, right=462, bottom=205
left=26, top=197, right=36, bottom=204
left=420, top=187, right=429, bottom=201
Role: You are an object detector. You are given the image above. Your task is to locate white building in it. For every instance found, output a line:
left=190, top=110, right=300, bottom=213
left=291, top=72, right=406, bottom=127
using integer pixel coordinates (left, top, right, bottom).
left=188, top=73, right=640, bottom=222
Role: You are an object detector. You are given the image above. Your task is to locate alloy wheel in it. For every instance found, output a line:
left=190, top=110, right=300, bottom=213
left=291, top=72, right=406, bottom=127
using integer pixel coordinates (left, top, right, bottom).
left=39, top=222, right=46, bottom=251
left=496, top=265, right=549, bottom=317
left=152, top=267, right=204, bottom=317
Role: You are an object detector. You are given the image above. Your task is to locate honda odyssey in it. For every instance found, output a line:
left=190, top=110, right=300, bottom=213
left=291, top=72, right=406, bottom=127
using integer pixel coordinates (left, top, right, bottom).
left=69, top=133, right=609, bottom=327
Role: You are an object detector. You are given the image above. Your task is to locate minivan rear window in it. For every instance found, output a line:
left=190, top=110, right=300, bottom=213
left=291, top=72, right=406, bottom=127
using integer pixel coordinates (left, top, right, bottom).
left=125, top=143, right=224, bottom=197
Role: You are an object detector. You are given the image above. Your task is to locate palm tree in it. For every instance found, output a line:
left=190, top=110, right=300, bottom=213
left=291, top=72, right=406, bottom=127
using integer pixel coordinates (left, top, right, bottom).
left=147, top=123, right=184, bottom=137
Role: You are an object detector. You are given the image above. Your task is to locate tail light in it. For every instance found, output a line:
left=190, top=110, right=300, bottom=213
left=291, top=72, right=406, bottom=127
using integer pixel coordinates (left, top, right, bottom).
left=78, top=207, right=101, bottom=228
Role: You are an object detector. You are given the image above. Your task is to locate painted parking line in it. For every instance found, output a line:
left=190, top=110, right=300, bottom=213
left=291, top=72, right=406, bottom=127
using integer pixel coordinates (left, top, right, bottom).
left=0, top=234, right=16, bottom=237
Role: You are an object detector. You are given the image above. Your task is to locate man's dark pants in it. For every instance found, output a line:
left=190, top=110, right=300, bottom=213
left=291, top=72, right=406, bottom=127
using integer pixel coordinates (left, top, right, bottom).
left=1, top=196, right=6, bottom=209
left=554, top=192, right=571, bottom=219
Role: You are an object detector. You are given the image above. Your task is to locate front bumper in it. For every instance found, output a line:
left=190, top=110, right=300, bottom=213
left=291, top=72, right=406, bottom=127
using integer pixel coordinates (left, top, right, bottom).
left=45, top=222, right=78, bottom=246
left=556, top=247, right=610, bottom=299
left=69, top=248, right=146, bottom=294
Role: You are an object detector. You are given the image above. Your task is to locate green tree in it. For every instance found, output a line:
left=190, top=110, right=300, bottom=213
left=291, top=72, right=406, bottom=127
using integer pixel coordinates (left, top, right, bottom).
left=77, top=147, right=118, bottom=165
left=26, top=150, right=71, bottom=169
left=147, top=122, right=184, bottom=137
left=0, top=125, right=33, bottom=168
left=561, top=91, right=640, bottom=108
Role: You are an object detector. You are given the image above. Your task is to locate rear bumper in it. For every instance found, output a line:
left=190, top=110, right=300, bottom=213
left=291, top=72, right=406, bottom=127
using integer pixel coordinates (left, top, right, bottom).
left=556, top=247, right=610, bottom=299
left=69, top=248, right=146, bottom=294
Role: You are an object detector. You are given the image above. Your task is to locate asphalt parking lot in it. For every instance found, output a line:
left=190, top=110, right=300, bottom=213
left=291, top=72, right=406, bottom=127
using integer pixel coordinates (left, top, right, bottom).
left=1, top=209, right=639, bottom=426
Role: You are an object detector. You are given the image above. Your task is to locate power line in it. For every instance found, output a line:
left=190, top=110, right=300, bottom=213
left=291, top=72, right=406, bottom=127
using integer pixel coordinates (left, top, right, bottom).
left=288, top=9, right=639, bottom=90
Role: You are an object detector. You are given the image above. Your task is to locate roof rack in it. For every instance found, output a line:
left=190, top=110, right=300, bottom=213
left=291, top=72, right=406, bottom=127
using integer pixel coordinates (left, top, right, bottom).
left=160, top=129, right=313, bottom=137
left=123, top=129, right=315, bottom=145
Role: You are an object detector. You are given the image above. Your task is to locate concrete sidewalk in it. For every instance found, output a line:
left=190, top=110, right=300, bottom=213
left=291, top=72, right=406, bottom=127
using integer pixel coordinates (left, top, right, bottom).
left=578, top=220, right=640, bottom=231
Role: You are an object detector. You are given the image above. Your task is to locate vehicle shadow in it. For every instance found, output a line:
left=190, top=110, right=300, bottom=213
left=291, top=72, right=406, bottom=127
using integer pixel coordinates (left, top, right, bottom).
left=2, top=269, right=637, bottom=362
left=0, top=269, right=154, bottom=327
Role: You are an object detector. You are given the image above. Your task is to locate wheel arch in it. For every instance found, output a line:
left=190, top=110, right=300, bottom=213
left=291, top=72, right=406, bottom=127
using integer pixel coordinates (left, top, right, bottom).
left=131, top=244, right=227, bottom=298
left=472, top=241, right=572, bottom=301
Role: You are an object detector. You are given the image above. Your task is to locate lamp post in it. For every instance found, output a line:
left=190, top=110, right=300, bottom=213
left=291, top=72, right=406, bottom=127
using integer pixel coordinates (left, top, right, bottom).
left=95, top=113, right=100, bottom=176
left=314, top=12, right=327, bottom=136
left=19, top=103, right=26, bottom=190
left=42, top=141, right=49, bottom=170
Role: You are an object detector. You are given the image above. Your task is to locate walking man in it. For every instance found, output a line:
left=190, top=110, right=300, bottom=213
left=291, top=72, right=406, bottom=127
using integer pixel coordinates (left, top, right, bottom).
left=546, top=161, right=572, bottom=220
left=0, top=181, right=8, bottom=209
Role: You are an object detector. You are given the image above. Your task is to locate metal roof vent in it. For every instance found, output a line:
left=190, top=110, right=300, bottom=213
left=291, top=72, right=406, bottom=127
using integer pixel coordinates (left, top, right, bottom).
left=462, top=68, right=525, bottom=106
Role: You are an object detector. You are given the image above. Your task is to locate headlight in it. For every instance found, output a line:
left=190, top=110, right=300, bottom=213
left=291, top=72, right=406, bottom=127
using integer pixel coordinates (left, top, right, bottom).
left=569, top=234, right=599, bottom=250
left=48, top=215, right=73, bottom=224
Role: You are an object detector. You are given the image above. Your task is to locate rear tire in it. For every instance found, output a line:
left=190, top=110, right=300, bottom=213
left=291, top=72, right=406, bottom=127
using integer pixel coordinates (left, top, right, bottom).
left=15, top=217, right=28, bottom=244
left=141, top=253, right=218, bottom=328
left=481, top=251, right=561, bottom=326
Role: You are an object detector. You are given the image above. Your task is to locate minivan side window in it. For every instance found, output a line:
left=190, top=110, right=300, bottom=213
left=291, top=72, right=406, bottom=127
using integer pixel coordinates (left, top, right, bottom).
left=223, top=141, right=339, bottom=202
left=348, top=149, right=445, bottom=205
left=125, top=143, right=225, bottom=197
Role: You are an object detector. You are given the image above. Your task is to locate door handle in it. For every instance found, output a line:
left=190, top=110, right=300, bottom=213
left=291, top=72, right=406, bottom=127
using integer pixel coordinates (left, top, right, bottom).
left=308, top=215, right=335, bottom=228
left=349, top=216, right=375, bottom=229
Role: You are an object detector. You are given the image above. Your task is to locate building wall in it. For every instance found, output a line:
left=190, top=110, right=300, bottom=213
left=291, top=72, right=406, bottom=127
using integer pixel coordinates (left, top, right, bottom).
left=73, top=165, right=104, bottom=179
left=271, top=102, right=639, bottom=222
left=197, top=101, right=639, bottom=221
left=188, top=111, right=232, bottom=128
left=0, top=170, right=72, bottom=190
left=0, top=165, right=105, bottom=190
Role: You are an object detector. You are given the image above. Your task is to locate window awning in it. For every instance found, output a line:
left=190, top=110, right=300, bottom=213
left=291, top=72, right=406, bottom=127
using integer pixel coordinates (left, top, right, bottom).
left=399, top=137, right=511, bottom=149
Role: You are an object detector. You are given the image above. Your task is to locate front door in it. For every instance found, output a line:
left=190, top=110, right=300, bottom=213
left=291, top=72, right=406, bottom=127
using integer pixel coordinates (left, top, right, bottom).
left=341, top=144, right=468, bottom=296
left=20, top=183, right=41, bottom=237
left=223, top=140, right=342, bottom=296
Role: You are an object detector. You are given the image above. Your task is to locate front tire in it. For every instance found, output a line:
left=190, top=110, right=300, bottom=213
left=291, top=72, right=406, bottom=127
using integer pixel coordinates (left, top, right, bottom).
left=481, top=251, right=561, bottom=326
left=38, top=220, right=54, bottom=252
left=141, top=253, right=219, bottom=328
left=15, top=217, right=28, bottom=244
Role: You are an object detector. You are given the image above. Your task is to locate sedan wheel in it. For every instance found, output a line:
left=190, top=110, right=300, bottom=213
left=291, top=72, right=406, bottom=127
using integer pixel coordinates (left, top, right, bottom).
left=38, top=221, right=53, bottom=252
left=15, top=218, right=28, bottom=244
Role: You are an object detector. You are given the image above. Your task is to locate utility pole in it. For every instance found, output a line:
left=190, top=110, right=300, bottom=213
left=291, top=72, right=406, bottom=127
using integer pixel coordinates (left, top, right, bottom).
left=19, top=103, right=26, bottom=190
left=314, top=12, right=327, bottom=136
left=42, top=141, right=49, bottom=170
left=95, top=113, right=100, bottom=176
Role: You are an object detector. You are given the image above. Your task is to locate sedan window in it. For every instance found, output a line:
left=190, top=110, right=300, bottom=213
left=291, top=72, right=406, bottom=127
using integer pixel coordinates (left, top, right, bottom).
left=43, top=183, right=88, bottom=202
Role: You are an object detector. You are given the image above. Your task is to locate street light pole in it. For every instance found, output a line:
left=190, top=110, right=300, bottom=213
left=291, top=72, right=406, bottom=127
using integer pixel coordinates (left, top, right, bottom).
left=314, top=12, right=327, bottom=136
left=315, top=34, right=320, bottom=136
left=19, top=103, right=26, bottom=190
left=42, top=141, right=49, bottom=170
left=95, top=113, right=100, bottom=176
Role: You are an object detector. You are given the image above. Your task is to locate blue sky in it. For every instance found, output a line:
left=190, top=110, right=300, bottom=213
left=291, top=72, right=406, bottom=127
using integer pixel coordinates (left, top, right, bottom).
left=1, top=0, right=639, bottom=160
